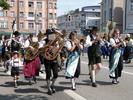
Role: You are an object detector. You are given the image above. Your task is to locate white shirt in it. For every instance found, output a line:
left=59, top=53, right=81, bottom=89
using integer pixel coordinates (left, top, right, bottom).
left=84, top=34, right=96, bottom=47
left=110, top=38, right=120, bottom=47
left=39, top=40, right=46, bottom=48
left=10, top=58, right=21, bottom=67
left=24, top=39, right=30, bottom=48
left=65, top=40, right=72, bottom=50
left=127, top=39, right=133, bottom=46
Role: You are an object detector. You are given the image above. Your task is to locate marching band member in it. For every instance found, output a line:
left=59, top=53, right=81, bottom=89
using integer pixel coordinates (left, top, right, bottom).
left=109, top=29, right=123, bottom=84
left=84, top=27, right=102, bottom=87
left=10, top=31, right=21, bottom=52
left=23, top=34, right=41, bottom=85
left=43, top=29, right=61, bottom=95
left=123, top=34, right=133, bottom=63
left=65, top=31, right=83, bottom=90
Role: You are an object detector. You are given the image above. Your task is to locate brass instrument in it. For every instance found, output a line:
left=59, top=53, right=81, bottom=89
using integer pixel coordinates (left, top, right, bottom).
left=41, top=29, right=64, bottom=60
left=37, top=31, right=47, bottom=41
left=25, top=41, right=39, bottom=61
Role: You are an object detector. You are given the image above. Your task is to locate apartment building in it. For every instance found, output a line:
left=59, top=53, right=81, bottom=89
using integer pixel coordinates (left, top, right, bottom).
left=0, top=0, right=57, bottom=34
left=100, top=0, right=123, bottom=32
left=57, top=5, right=101, bottom=34
left=123, top=0, right=133, bottom=34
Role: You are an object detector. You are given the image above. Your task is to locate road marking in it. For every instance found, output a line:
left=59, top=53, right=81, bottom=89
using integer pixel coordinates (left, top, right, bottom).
left=64, top=90, right=87, bottom=100
left=82, top=61, right=133, bottom=76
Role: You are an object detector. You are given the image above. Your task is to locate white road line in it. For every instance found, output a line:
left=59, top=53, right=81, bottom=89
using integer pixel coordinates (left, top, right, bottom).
left=82, top=61, right=133, bottom=76
left=64, top=90, right=87, bottom=100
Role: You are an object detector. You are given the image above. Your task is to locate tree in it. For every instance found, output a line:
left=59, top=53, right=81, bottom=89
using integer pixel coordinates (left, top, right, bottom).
left=0, top=0, right=10, bottom=10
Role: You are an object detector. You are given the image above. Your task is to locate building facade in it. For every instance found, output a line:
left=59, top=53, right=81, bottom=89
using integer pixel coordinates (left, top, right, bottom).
left=100, top=0, right=123, bottom=33
left=0, top=0, right=57, bottom=34
left=123, top=0, right=133, bottom=34
left=57, top=5, right=100, bottom=34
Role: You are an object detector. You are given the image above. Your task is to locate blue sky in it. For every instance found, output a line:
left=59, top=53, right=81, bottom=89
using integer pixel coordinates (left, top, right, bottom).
left=57, top=0, right=101, bottom=16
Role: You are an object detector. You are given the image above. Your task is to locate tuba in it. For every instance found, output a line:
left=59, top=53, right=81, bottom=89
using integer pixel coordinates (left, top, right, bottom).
left=41, top=29, right=64, bottom=60
left=24, top=36, right=39, bottom=61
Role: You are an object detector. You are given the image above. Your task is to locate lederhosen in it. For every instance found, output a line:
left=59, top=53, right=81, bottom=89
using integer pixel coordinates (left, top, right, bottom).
left=87, top=34, right=102, bottom=65
left=11, top=59, right=20, bottom=77
left=43, top=38, right=59, bottom=80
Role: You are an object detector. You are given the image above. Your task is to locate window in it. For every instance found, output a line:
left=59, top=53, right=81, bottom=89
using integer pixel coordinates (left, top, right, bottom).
left=28, top=2, right=34, bottom=8
left=19, top=1, right=24, bottom=7
left=28, top=23, right=34, bottom=29
left=54, top=13, right=57, bottom=19
left=38, top=23, right=42, bottom=29
left=20, top=22, right=24, bottom=29
left=130, top=0, right=133, bottom=11
left=49, top=24, right=53, bottom=28
left=38, top=12, right=42, bottom=17
left=20, top=12, right=24, bottom=17
left=0, top=21, right=8, bottom=29
left=54, top=3, right=57, bottom=9
left=37, top=2, right=42, bottom=9
left=28, top=12, right=34, bottom=17
left=10, top=0, right=15, bottom=7
left=0, top=11, right=4, bottom=17
left=49, top=13, right=53, bottom=19
left=49, top=3, right=53, bottom=8
left=10, top=11, right=15, bottom=17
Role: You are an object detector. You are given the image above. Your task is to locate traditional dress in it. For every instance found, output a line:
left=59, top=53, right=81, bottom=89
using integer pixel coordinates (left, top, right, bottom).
left=23, top=38, right=40, bottom=84
left=65, top=40, right=81, bottom=78
left=109, top=38, right=123, bottom=83
left=65, top=38, right=82, bottom=90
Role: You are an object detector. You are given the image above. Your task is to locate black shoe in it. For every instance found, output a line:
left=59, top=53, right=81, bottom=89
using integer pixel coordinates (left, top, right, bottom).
left=71, top=87, right=76, bottom=91
left=51, top=86, right=56, bottom=93
left=47, top=88, right=52, bottom=95
left=112, top=80, right=118, bottom=84
left=29, top=81, right=32, bottom=85
left=89, top=76, right=92, bottom=82
left=92, top=83, right=97, bottom=87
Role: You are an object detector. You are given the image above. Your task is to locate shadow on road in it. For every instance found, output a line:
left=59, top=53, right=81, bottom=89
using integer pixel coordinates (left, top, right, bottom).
left=14, top=88, right=46, bottom=94
left=0, top=81, right=33, bottom=87
left=0, top=94, right=48, bottom=100
left=83, top=80, right=112, bottom=86
left=40, top=85, right=70, bottom=92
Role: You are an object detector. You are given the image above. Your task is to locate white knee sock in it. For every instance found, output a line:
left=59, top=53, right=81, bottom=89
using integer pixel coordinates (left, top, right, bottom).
left=92, top=70, right=96, bottom=83
left=71, top=78, right=76, bottom=88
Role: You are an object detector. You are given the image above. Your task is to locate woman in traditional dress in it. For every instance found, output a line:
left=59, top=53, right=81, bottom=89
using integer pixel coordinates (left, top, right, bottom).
left=23, top=34, right=41, bottom=84
left=109, top=29, right=124, bottom=84
left=65, top=32, right=83, bottom=90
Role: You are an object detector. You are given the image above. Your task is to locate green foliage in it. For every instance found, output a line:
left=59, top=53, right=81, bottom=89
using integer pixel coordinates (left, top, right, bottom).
left=0, top=0, right=10, bottom=10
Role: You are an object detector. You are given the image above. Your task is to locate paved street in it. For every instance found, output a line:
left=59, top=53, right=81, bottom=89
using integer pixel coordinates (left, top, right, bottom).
left=0, top=54, right=133, bottom=100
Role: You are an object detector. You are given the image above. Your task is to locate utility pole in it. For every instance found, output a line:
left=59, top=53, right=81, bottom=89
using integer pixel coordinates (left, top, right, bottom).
left=16, top=0, right=19, bottom=31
